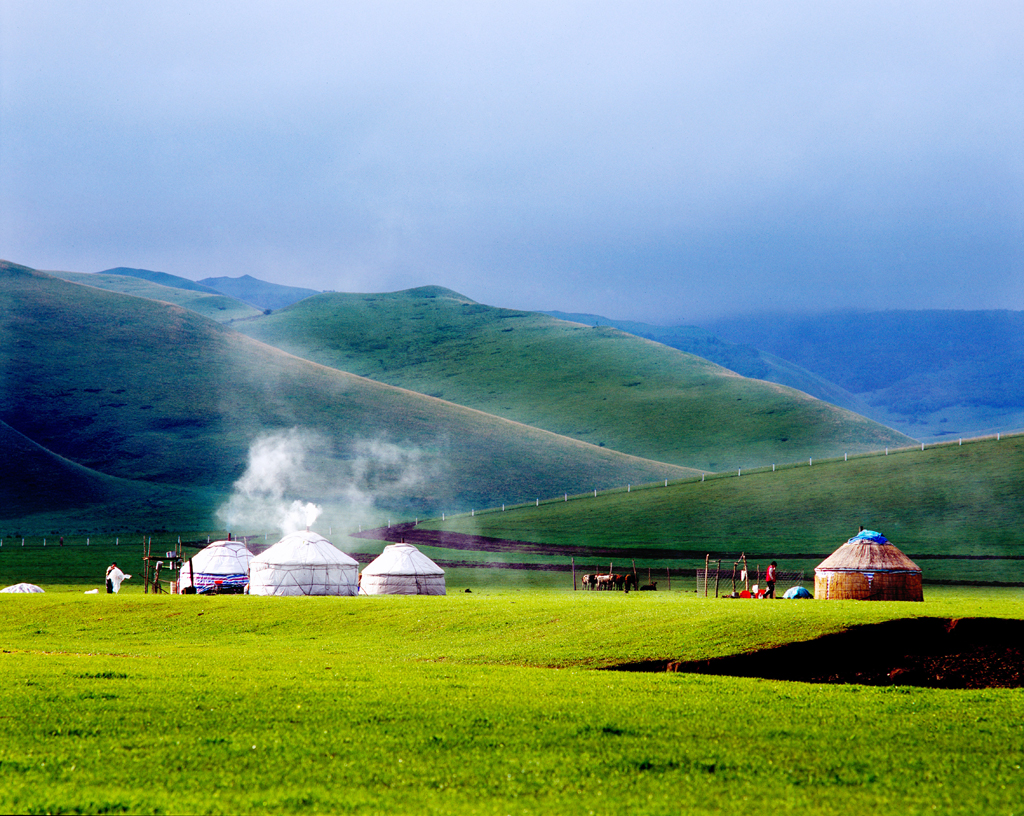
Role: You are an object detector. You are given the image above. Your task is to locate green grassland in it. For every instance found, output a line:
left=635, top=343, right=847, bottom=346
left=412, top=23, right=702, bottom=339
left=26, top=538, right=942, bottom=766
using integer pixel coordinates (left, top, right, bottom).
left=45, top=269, right=264, bottom=323
left=1, top=590, right=1022, bottom=815
left=0, top=262, right=693, bottom=533
left=233, top=288, right=914, bottom=471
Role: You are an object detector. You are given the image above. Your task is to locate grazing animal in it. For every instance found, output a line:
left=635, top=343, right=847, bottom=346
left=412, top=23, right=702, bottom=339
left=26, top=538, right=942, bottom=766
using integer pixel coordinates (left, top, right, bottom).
left=639, top=582, right=657, bottom=591
left=581, top=574, right=597, bottom=590
left=611, top=574, right=626, bottom=591
left=595, top=574, right=613, bottom=590
left=624, top=573, right=639, bottom=593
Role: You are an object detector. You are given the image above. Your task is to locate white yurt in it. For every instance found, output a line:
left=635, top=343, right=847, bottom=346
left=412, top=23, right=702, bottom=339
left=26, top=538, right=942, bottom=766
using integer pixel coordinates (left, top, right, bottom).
left=360, top=542, right=446, bottom=595
left=0, top=583, right=44, bottom=593
left=249, top=530, right=359, bottom=596
left=179, top=538, right=254, bottom=594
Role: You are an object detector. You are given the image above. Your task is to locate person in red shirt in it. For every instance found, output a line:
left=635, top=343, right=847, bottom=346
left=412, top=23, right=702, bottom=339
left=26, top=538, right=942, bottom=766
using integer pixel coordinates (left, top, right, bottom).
left=765, top=561, right=778, bottom=599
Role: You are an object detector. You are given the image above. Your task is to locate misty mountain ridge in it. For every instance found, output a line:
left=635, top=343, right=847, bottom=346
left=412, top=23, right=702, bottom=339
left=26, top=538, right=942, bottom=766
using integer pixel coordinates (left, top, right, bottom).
left=198, top=274, right=321, bottom=312
left=51, top=265, right=1024, bottom=441
left=547, top=309, right=1024, bottom=441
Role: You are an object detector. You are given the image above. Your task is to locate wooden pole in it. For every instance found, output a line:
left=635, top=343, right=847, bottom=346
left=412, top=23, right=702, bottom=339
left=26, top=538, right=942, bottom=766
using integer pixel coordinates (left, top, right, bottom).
left=714, top=560, right=721, bottom=598
left=666, top=567, right=670, bottom=591
left=704, top=555, right=709, bottom=597
left=572, top=557, right=576, bottom=591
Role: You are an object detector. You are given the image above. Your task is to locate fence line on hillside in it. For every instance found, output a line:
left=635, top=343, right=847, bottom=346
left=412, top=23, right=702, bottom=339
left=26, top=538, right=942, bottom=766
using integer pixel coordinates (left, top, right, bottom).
left=433, top=428, right=1024, bottom=523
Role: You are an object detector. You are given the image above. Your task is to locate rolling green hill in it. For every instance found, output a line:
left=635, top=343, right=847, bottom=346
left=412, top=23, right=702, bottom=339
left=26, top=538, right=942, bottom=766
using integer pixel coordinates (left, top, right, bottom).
left=46, top=269, right=262, bottom=323
left=427, top=434, right=1024, bottom=570
left=234, top=287, right=914, bottom=471
left=544, top=309, right=877, bottom=418
left=0, top=262, right=693, bottom=532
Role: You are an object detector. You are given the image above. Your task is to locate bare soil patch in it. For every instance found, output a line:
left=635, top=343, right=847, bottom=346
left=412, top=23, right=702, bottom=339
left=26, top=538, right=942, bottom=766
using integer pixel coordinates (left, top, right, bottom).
left=609, top=618, right=1024, bottom=689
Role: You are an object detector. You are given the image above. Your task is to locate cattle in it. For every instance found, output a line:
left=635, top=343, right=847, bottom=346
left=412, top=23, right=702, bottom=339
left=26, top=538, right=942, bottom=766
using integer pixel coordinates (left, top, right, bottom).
left=639, top=582, right=657, bottom=591
left=581, top=574, right=598, bottom=590
left=623, top=573, right=639, bottom=593
left=594, top=574, right=614, bottom=590
left=611, top=574, right=626, bottom=591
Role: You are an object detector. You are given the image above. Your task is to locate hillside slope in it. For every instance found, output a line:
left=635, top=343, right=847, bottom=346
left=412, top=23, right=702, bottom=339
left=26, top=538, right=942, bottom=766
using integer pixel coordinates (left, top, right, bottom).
left=429, top=434, right=1024, bottom=560
left=706, top=310, right=1024, bottom=440
left=235, top=288, right=914, bottom=471
left=0, top=262, right=693, bottom=531
left=199, top=274, right=321, bottom=311
left=544, top=309, right=875, bottom=417
left=46, top=270, right=262, bottom=323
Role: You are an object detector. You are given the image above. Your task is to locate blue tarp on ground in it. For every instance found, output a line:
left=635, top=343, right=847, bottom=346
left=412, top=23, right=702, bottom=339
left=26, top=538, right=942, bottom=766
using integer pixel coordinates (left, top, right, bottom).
left=783, top=586, right=812, bottom=599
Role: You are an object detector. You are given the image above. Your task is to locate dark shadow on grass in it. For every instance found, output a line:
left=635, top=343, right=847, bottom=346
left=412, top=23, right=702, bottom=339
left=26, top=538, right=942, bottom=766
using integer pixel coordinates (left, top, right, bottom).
left=605, top=618, right=1024, bottom=689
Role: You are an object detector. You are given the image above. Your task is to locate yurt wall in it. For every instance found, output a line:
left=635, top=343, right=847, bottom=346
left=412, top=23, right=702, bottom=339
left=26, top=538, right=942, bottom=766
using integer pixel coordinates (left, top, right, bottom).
left=814, top=570, right=923, bottom=601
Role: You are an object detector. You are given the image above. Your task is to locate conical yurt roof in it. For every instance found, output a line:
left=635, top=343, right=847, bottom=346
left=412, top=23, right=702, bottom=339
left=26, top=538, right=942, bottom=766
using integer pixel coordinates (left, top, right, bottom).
left=815, top=530, right=921, bottom=574
left=255, top=530, right=359, bottom=568
left=190, top=539, right=254, bottom=574
left=0, top=583, right=44, bottom=593
left=362, top=541, right=444, bottom=577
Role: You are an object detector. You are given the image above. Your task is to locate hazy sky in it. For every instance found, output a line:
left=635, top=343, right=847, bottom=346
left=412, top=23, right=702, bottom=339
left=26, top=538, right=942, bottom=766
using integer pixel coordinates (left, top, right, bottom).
left=2, top=1, right=1021, bottom=322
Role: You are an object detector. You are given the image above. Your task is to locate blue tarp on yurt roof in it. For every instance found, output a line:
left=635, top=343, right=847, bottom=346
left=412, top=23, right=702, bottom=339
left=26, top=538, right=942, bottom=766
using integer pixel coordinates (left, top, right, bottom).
left=848, top=530, right=888, bottom=544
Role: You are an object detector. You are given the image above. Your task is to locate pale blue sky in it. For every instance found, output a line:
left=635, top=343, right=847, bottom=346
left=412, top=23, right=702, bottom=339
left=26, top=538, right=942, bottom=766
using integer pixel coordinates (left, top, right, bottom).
left=2, top=1, right=1021, bottom=321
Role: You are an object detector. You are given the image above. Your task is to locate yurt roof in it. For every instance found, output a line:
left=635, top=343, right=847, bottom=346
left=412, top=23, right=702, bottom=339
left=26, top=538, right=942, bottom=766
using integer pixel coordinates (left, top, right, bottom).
left=190, top=539, right=254, bottom=573
left=0, top=582, right=44, bottom=593
left=252, top=530, right=359, bottom=567
left=361, top=542, right=444, bottom=576
left=815, top=530, right=921, bottom=574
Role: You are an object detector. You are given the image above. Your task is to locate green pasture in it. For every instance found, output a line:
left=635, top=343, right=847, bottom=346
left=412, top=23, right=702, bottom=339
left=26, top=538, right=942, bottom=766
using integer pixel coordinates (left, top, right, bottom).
left=1, top=590, right=1022, bottom=815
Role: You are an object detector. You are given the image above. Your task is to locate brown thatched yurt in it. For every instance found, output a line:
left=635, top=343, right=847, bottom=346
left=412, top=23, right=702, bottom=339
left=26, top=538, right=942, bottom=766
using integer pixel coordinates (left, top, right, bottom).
left=814, top=530, right=923, bottom=601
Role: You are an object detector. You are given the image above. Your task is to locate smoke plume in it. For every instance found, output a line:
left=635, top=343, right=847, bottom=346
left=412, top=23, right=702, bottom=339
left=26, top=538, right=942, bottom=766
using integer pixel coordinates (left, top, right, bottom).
left=216, top=428, right=438, bottom=535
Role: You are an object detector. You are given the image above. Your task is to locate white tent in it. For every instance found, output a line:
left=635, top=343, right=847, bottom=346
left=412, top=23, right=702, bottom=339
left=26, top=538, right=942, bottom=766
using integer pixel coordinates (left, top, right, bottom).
left=0, top=583, right=44, bottom=593
left=249, top=530, right=359, bottom=596
left=179, top=539, right=254, bottom=594
left=360, top=542, right=446, bottom=595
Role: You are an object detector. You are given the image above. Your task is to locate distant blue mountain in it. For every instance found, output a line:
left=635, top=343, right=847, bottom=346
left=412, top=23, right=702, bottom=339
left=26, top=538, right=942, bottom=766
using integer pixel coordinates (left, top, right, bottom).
left=704, top=310, right=1024, bottom=439
left=199, top=274, right=320, bottom=312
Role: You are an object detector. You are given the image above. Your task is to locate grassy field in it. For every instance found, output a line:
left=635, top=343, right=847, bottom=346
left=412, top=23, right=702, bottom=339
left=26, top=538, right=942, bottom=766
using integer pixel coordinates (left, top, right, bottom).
left=1, top=588, right=1022, bottom=815
left=234, top=287, right=913, bottom=471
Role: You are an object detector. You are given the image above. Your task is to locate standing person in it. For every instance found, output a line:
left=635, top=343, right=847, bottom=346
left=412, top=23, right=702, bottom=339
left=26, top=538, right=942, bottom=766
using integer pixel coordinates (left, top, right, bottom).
left=104, top=563, right=130, bottom=593
left=765, top=561, right=778, bottom=599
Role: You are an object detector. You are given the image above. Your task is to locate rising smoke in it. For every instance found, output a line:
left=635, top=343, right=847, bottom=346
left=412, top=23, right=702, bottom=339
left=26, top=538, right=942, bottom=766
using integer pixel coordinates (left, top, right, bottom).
left=216, top=428, right=438, bottom=535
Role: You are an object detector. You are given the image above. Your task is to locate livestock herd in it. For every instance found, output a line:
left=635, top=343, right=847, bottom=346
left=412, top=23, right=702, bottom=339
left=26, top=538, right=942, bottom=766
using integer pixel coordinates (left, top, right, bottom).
left=580, top=573, right=656, bottom=592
